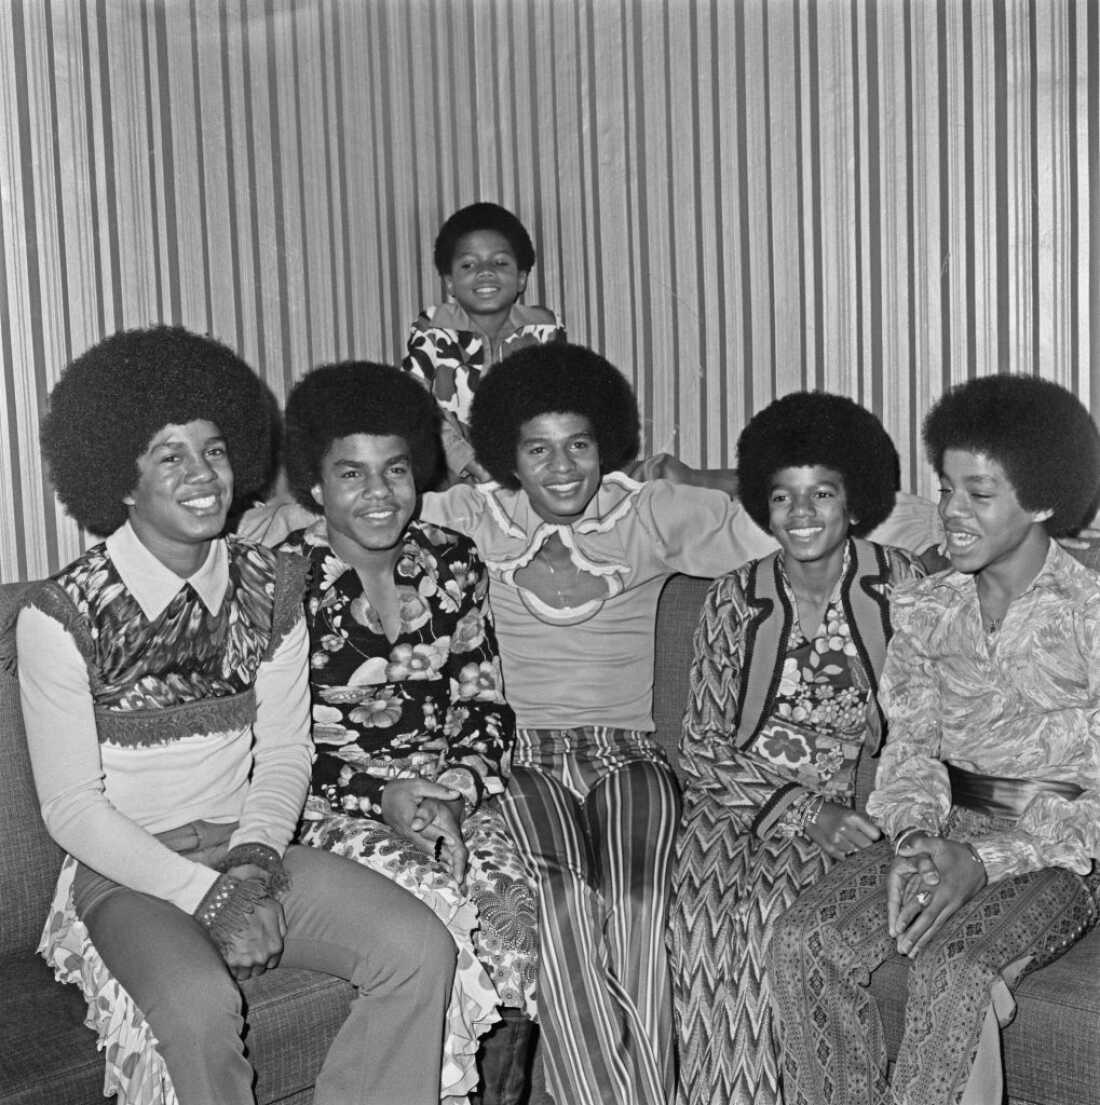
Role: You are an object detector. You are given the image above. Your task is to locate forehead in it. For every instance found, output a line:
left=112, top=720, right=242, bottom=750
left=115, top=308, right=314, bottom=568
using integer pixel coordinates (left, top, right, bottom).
left=940, top=448, right=1013, bottom=486
left=322, top=433, right=411, bottom=466
left=517, top=412, right=595, bottom=443
left=453, top=229, right=515, bottom=258
left=768, top=464, right=845, bottom=488
left=144, top=420, right=224, bottom=450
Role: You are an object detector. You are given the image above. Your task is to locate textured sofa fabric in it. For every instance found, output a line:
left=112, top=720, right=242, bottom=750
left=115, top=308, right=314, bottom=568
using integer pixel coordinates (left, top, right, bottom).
left=0, top=581, right=355, bottom=1105
left=651, top=573, right=1100, bottom=1105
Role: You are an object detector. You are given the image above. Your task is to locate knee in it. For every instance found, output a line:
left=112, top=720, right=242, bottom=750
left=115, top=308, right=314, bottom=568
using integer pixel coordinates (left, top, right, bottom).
left=145, top=957, right=243, bottom=1048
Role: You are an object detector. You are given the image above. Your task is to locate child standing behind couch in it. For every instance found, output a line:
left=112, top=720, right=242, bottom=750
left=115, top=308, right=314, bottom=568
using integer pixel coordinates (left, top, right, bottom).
left=403, top=202, right=565, bottom=484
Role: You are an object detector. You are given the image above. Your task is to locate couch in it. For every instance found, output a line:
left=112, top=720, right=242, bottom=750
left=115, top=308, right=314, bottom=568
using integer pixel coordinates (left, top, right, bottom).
left=651, top=574, right=1100, bottom=1105
left=3, top=573, right=1097, bottom=1104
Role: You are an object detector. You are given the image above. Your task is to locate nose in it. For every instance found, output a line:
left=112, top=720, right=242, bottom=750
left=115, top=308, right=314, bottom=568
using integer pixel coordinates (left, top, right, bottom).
left=184, top=453, right=216, bottom=482
left=939, top=488, right=966, bottom=518
left=548, top=447, right=577, bottom=474
left=789, top=491, right=815, bottom=517
left=361, top=469, right=390, bottom=497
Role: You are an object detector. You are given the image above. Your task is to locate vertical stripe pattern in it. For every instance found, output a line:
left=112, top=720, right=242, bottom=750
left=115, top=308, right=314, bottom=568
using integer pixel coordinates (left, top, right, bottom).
left=0, top=0, right=1096, bottom=580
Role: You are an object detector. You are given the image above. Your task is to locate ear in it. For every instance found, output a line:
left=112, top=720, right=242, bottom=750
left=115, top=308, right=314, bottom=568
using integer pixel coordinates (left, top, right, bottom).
left=1032, top=507, right=1054, bottom=524
left=122, top=493, right=135, bottom=507
left=517, top=270, right=529, bottom=296
left=443, top=275, right=455, bottom=300
left=311, top=483, right=324, bottom=509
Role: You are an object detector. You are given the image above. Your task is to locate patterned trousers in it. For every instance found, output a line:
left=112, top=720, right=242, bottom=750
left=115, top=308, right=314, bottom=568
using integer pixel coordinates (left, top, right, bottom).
left=499, top=727, right=680, bottom=1105
left=768, top=837, right=1097, bottom=1105
left=670, top=792, right=833, bottom=1105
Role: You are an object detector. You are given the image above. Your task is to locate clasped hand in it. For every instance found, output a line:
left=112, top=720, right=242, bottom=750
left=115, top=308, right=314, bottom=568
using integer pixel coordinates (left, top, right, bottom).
left=381, top=778, right=469, bottom=887
left=887, top=833, right=987, bottom=958
left=220, top=863, right=286, bottom=981
left=804, top=801, right=880, bottom=859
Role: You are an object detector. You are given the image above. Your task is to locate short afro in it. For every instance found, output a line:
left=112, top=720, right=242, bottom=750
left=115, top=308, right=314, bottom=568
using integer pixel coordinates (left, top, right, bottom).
left=923, top=373, right=1100, bottom=535
left=737, top=391, right=900, bottom=537
left=283, top=361, right=441, bottom=512
left=433, top=202, right=537, bottom=276
left=41, top=325, right=272, bottom=537
left=469, top=343, right=640, bottom=488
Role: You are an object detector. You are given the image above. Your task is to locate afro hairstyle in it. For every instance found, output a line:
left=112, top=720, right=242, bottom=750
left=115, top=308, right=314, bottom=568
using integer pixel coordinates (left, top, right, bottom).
left=923, top=373, right=1100, bottom=535
left=736, top=391, right=900, bottom=537
left=468, top=343, right=640, bottom=489
left=433, top=201, right=537, bottom=276
left=283, top=361, right=442, bottom=512
left=41, top=325, right=273, bottom=537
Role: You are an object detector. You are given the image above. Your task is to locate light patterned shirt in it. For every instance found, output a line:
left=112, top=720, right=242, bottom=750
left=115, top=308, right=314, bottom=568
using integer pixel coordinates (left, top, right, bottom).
left=869, top=540, right=1100, bottom=883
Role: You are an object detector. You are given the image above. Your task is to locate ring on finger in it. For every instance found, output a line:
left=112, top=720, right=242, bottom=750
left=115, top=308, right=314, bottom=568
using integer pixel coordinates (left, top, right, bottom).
left=915, top=889, right=932, bottom=907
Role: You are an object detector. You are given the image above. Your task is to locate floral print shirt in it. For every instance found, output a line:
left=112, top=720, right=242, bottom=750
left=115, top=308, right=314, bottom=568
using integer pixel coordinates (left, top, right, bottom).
left=402, top=301, right=565, bottom=477
left=280, top=519, right=515, bottom=822
left=870, top=540, right=1100, bottom=883
left=680, top=544, right=921, bottom=839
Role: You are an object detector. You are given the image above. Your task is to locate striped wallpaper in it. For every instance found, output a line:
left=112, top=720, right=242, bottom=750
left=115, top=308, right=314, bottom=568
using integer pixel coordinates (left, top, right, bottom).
left=0, top=0, right=1096, bottom=581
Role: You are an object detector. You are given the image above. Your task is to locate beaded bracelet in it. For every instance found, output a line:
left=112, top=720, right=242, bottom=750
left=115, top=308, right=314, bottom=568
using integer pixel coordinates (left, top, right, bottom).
left=220, top=842, right=290, bottom=897
left=798, top=794, right=827, bottom=838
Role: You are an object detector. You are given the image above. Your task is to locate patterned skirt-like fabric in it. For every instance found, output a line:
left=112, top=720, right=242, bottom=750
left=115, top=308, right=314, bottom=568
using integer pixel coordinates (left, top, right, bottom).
left=670, top=792, right=832, bottom=1105
left=300, top=803, right=538, bottom=1016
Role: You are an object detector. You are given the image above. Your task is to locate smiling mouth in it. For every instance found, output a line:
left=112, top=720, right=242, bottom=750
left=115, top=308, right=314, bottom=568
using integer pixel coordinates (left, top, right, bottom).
left=356, top=508, right=398, bottom=522
left=787, top=526, right=823, bottom=539
left=945, top=530, right=979, bottom=549
left=181, top=495, right=220, bottom=512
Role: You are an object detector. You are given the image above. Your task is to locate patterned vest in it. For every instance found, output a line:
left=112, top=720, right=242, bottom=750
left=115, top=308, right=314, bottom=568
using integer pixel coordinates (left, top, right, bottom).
left=735, top=537, right=894, bottom=755
left=27, top=537, right=306, bottom=747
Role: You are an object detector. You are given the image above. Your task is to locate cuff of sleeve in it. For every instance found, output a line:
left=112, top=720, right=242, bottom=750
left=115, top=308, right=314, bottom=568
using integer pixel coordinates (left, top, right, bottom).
left=437, top=765, right=481, bottom=816
left=752, top=783, right=807, bottom=839
left=219, top=842, right=290, bottom=897
left=193, top=873, right=271, bottom=953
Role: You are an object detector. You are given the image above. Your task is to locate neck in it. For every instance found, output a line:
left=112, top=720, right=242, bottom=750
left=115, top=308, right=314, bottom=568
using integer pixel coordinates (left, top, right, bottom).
left=975, top=526, right=1050, bottom=603
left=326, top=527, right=403, bottom=579
left=468, top=306, right=511, bottom=344
left=128, top=520, right=213, bottom=579
left=783, top=542, right=848, bottom=603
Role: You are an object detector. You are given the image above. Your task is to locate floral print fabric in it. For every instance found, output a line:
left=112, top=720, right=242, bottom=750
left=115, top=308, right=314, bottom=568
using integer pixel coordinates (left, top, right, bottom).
left=281, top=520, right=515, bottom=819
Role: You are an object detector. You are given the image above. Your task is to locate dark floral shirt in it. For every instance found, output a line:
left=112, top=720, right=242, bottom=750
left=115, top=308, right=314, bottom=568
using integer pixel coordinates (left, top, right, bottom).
left=280, top=519, right=515, bottom=821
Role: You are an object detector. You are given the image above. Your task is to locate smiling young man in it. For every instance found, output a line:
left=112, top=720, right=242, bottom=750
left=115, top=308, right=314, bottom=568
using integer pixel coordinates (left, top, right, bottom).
left=19, top=327, right=454, bottom=1105
left=410, top=342, right=778, bottom=1105
left=276, top=361, right=538, bottom=1105
left=769, top=373, right=1100, bottom=1105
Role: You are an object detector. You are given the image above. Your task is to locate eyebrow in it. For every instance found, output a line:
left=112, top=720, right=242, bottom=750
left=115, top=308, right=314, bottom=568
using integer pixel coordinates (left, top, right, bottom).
left=331, top=453, right=410, bottom=467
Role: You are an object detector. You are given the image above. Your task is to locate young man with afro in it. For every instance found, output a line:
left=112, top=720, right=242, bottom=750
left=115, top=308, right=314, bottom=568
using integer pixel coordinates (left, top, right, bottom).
left=768, top=373, right=1100, bottom=1105
left=20, top=326, right=454, bottom=1105
left=276, top=360, right=539, bottom=1105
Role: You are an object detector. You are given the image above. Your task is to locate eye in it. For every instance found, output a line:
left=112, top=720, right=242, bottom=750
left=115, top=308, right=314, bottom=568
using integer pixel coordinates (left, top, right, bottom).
left=815, top=488, right=836, bottom=500
left=339, top=468, right=360, bottom=480
left=159, top=453, right=180, bottom=465
left=206, top=444, right=227, bottom=458
left=388, top=462, right=410, bottom=476
left=570, top=438, right=591, bottom=452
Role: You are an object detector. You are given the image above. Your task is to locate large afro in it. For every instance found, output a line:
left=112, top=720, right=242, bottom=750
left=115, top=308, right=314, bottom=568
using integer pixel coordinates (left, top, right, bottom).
left=433, top=201, right=537, bottom=276
left=737, top=391, right=900, bottom=537
left=41, top=325, right=273, bottom=537
left=923, top=373, right=1100, bottom=535
left=283, top=361, right=441, bottom=512
left=468, top=343, right=640, bottom=489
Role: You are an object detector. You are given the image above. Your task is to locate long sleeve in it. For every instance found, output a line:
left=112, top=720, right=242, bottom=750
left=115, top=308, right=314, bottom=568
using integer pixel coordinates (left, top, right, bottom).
left=18, top=605, right=220, bottom=913
left=870, top=562, right=1100, bottom=882
left=679, top=574, right=814, bottom=837
left=637, top=480, right=779, bottom=576
left=866, top=597, right=953, bottom=841
left=228, top=614, right=313, bottom=855
left=436, top=549, right=516, bottom=807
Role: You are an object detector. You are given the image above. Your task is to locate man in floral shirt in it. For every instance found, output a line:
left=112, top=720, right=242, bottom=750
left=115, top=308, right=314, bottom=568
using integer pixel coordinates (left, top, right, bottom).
left=279, top=361, right=538, bottom=1105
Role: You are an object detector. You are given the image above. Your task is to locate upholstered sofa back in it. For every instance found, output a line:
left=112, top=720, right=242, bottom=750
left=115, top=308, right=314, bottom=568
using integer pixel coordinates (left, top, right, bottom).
left=0, top=581, right=63, bottom=960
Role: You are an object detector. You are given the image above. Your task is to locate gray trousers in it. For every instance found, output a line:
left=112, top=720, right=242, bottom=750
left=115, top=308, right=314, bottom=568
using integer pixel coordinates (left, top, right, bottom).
left=74, top=820, right=456, bottom=1105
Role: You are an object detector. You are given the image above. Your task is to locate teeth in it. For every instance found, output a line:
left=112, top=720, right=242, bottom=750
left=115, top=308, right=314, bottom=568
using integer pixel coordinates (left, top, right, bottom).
left=184, top=495, right=217, bottom=509
left=947, top=532, right=978, bottom=548
left=788, top=527, right=822, bottom=538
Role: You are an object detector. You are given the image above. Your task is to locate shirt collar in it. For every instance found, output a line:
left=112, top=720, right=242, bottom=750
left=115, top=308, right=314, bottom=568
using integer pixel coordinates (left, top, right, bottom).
left=429, top=301, right=542, bottom=338
left=105, top=521, right=228, bottom=621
